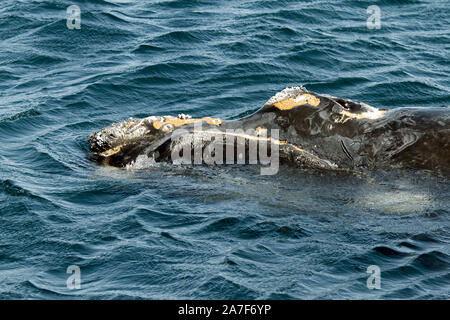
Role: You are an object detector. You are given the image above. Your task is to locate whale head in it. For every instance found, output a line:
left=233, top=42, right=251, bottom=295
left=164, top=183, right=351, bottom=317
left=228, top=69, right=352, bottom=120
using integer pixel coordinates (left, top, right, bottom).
left=88, top=117, right=163, bottom=155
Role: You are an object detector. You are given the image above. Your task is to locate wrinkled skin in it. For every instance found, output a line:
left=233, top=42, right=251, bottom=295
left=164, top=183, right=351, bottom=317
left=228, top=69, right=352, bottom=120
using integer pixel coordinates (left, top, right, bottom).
left=88, top=87, right=450, bottom=173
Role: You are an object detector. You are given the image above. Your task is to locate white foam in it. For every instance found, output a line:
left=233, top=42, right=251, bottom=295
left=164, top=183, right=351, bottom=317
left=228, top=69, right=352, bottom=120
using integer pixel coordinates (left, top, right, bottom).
left=126, top=154, right=158, bottom=170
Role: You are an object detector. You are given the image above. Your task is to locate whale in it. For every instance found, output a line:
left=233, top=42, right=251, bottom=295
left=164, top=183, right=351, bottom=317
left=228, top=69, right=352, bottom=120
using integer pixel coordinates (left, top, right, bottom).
left=88, top=87, right=450, bottom=174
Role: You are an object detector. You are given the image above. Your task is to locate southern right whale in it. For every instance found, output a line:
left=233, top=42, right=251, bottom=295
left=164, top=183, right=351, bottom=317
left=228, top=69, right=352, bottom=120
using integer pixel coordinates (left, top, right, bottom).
left=88, top=87, right=450, bottom=174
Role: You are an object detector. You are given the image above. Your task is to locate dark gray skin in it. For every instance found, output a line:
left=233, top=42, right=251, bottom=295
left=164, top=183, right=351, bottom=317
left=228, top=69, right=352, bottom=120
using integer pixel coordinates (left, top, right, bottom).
left=88, top=87, right=450, bottom=173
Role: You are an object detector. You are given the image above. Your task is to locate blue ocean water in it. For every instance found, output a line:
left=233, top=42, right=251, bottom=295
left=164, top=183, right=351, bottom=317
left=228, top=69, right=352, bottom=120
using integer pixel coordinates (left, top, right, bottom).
left=0, top=0, right=449, bottom=299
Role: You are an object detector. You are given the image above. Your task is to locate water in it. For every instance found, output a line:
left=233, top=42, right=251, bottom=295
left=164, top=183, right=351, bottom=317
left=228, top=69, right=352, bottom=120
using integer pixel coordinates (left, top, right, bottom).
left=0, top=0, right=449, bottom=299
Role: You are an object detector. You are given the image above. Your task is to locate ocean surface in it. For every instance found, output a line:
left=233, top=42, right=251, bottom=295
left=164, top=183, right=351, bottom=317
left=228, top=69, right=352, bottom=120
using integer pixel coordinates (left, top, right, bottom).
left=0, top=0, right=449, bottom=299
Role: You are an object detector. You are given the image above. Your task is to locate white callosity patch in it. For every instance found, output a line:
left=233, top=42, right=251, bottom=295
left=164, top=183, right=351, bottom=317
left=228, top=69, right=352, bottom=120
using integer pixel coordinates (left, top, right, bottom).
left=346, top=104, right=386, bottom=119
left=161, top=123, right=175, bottom=133
left=337, top=102, right=387, bottom=123
left=178, top=113, right=192, bottom=120
left=265, top=86, right=308, bottom=105
left=266, top=87, right=386, bottom=121
left=320, top=94, right=386, bottom=121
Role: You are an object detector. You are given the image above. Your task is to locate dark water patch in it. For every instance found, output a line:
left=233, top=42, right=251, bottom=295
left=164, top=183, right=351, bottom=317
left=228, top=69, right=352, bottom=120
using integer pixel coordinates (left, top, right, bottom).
left=22, top=279, right=71, bottom=299
left=152, top=29, right=228, bottom=47
left=381, top=286, right=422, bottom=299
left=1, top=179, right=35, bottom=198
left=420, top=209, right=448, bottom=219
left=39, top=238, right=98, bottom=258
left=111, top=214, right=151, bottom=239
left=238, top=222, right=280, bottom=240
left=200, top=217, right=242, bottom=233
left=270, top=9, right=320, bottom=25
left=83, top=81, right=152, bottom=105
left=46, top=213, right=74, bottom=224
left=266, top=292, right=297, bottom=300
left=134, top=207, right=206, bottom=230
left=0, top=244, right=23, bottom=264
left=151, top=30, right=202, bottom=46
left=155, top=0, right=216, bottom=10
left=220, top=61, right=285, bottom=75
left=102, top=11, right=132, bottom=24
left=11, top=52, right=68, bottom=68
left=132, top=44, right=165, bottom=54
left=276, top=225, right=312, bottom=239
left=0, top=179, right=60, bottom=212
left=160, top=231, right=187, bottom=245
left=134, top=62, right=217, bottom=80
left=75, top=0, right=121, bottom=6
left=51, top=180, right=144, bottom=207
left=231, top=245, right=280, bottom=265
left=193, top=275, right=259, bottom=299
left=305, top=76, right=372, bottom=92
left=3, top=145, right=74, bottom=174
left=363, top=81, right=443, bottom=100
left=223, top=257, right=238, bottom=266
left=411, top=251, right=449, bottom=272
left=0, top=15, right=40, bottom=42
left=238, top=222, right=311, bottom=240
left=382, top=264, right=424, bottom=280
left=0, top=68, right=20, bottom=85
left=397, top=241, right=422, bottom=251
left=410, top=233, right=442, bottom=244
left=27, top=18, right=136, bottom=55
left=372, top=246, right=412, bottom=259
left=419, top=272, right=450, bottom=291
left=213, top=40, right=264, bottom=58
left=0, top=114, right=58, bottom=143
left=129, top=76, right=180, bottom=86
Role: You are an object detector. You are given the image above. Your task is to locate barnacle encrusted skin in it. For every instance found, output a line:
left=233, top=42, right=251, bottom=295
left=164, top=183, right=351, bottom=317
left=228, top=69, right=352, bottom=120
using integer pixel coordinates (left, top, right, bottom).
left=265, top=86, right=308, bottom=105
left=88, top=116, right=160, bottom=153
left=88, top=114, right=223, bottom=154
